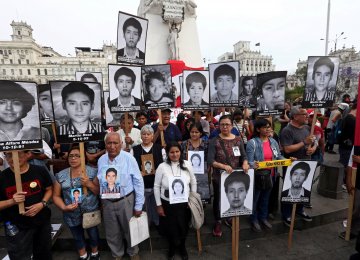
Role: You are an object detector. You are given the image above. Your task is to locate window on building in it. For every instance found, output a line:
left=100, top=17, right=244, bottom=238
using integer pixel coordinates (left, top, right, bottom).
left=0, top=50, right=3, bottom=55
left=18, top=59, right=21, bottom=64
left=21, top=50, right=24, bottom=54
left=10, top=59, right=13, bottom=64
left=18, top=30, right=21, bottom=35
left=25, top=50, right=28, bottom=54
left=11, top=69, right=14, bottom=75
left=26, top=59, right=29, bottom=64
left=37, top=69, right=41, bottom=75
left=8, top=50, right=12, bottom=55
left=44, top=69, right=47, bottom=75
left=28, top=69, right=31, bottom=75
left=17, top=50, right=20, bottom=54
left=19, top=69, right=22, bottom=75
left=1, top=59, right=3, bottom=64
left=4, top=50, right=7, bottom=55
left=3, top=69, right=6, bottom=75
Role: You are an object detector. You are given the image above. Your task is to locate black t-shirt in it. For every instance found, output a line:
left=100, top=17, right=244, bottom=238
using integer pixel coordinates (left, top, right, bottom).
left=0, top=165, right=52, bottom=229
left=133, top=143, right=164, bottom=189
left=339, top=114, right=355, bottom=149
left=280, top=124, right=311, bottom=159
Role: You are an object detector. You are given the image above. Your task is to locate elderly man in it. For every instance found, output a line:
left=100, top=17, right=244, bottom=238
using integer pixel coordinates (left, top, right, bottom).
left=97, top=132, right=144, bottom=260
left=280, top=107, right=317, bottom=226
left=0, top=150, right=53, bottom=259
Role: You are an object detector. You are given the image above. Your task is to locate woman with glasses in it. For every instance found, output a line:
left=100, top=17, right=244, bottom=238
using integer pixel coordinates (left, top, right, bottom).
left=208, top=114, right=249, bottom=237
left=52, top=146, right=101, bottom=260
left=246, top=119, right=285, bottom=233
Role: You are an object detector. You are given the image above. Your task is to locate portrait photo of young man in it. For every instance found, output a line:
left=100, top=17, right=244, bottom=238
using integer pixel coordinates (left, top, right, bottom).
left=75, top=71, right=103, bottom=85
left=209, top=61, right=239, bottom=107
left=303, top=56, right=340, bottom=108
left=0, top=80, right=42, bottom=149
left=108, top=65, right=142, bottom=112
left=239, top=76, right=257, bottom=108
left=117, top=12, right=148, bottom=65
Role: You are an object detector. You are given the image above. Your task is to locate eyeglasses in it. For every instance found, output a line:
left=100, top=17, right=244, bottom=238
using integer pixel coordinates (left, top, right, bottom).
left=68, top=154, right=81, bottom=159
left=220, top=123, right=232, bottom=128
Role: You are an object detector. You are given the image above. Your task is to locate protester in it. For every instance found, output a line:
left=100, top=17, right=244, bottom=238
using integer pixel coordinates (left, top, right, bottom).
left=154, top=142, right=197, bottom=260
left=325, top=103, right=348, bottom=154
left=135, top=111, right=149, bottom=130
left=192, top=111, right=210, bottom=137
left=97, top=132, right=144, bottom=260
left=53, top=146, right=100, bottom=260
left=117, top=114, right=142, bottom=152
left=208, top=115, right=249, bottom=236
left=232, top=109, right=250, bottom=148
left=280, top=107, right=316, bottom=226
left=0, top=150, right=53, bottom=259
left=246, top=118, right=284, bottom=232
left=133, top=125, right=163, bottom=226
left=152, top=108, right=182, bottom=146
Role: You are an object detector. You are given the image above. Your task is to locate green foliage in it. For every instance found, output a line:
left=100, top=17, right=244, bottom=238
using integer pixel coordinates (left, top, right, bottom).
left=286, top=85, right=305, bottom=102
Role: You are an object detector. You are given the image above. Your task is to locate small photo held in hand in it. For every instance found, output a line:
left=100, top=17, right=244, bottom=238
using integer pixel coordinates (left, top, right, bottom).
left=71, top=188, right=83, bottom=204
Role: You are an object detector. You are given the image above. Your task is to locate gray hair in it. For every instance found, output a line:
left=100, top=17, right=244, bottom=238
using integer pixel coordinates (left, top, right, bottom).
left=140, top=125, right=154, bottom=135
left=289, top=106, right=302, bottom=119
left=104, top=132, right=122, bottom=142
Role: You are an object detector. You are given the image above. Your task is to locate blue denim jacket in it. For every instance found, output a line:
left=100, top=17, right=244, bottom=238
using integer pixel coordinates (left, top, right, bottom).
left=246, top=137, right=284, bottom=169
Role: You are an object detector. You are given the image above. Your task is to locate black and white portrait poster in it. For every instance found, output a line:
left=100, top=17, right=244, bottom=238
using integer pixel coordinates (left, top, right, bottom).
left=302, top=56, right=340, bottom=108
left=196, top=173, right=211, bottom=203
left=98, top=165, right=122, bottom=199
left=239, top=76, right=257, bottom=108
left=141, top=154, right=154, bottom=176
left=209, top=61, right=239, bottom=107
left=108, top=64, right=142, bottom=112
left=281, top=161, right=317, bottom=204
left=38, top=83, right=54, bottom=125
left=182, top=70, right=210, bottom=110
left=0, top=80, right=42, bottom=151
left=50, top=81, right=104, bottom=144
left=172, top=74, right=181, bottom=108
left=141, top=64, right=173, bottom=109
left=117, top=11, right=148, bottom=65
left=220, top=169, right=254, bottom=218
left=256, top=71, right=287, bottom=116
left=168, top=175, right=189, bottom=204
left=103, top=91, right=122, bottom=127
left=188, top=151, right=204, bottom=174
left=75, top=71, right=103, bottom=86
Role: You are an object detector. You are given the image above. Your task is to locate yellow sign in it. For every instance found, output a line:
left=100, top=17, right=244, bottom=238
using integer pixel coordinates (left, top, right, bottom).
left=258, top=159, right=292, bottom=169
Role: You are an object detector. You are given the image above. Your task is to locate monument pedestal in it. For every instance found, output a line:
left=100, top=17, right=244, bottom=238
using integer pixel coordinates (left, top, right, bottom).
left=317, top=161, right=344, bottom=199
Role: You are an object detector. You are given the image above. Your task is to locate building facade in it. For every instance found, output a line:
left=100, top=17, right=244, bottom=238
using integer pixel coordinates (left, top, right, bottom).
left=0, top=21, right=116, bottom=90
left=218, top=41, right=275, bottom=76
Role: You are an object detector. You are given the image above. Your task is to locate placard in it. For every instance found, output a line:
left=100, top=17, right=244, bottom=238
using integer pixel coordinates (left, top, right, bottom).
left=103, top=91, right=121, bottom=127
left=302, top=56, right=340, bottom=108
left=75, top=71, right=103, bottom=86
left=188, top=151, right=204, bottom=174
left=141, top=154, right=155, bottom=176
left=142, top=64, right=173, bottom=109
left=239, top=76, right=257, bottom=108
left=50, top=81, right=105, bottom=143
left=98, top=165, right=122, bottom=199
left=117, top=11, right=148, bottom=65
left=168, top=175, right=189, bottom=204
left=281, top=161, right=317, bottom=204
left=182, top=70, right=210, bottom=110
left=38, top=83, right=54, bottom=125
left=108, top=64, right=142, bottom=112
left=256, top=71, right=287, bottom=116
left=0, top=80, right=42, bottom=151
left=162, top=0, right=185, bottom=23
left=220, top=169, right=254, bottom=218
left=209, top=61, right=239, bottom=107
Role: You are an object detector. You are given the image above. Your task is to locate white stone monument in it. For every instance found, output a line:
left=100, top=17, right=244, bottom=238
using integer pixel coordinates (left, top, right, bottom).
left=138, top=0, right=203, bottom=67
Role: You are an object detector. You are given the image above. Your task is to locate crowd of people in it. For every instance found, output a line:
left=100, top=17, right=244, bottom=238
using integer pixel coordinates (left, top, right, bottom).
left=0, top=94, right=358, bottom=260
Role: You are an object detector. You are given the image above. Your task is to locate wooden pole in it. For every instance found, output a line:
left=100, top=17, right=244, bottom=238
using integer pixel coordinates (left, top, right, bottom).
left=12, top=151, right=25, bottom=214
left=124, top=112, right=130, bottom=151
left=79, top=142, right=88, bottom=195
left=231, top=216, right=239, bottom=260
left=288, top=203, right=297, bottom=250
left=51, top=122, right=61, bottom=154
left=196, top=229, right=202, bottom=254
left=345, top=167, right=357, bottom=240
left=157, top=109, right=166, bottom=148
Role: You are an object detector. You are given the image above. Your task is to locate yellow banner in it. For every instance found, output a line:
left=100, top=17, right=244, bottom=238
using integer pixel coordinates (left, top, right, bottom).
left=258, top=159, right=292, bottom=169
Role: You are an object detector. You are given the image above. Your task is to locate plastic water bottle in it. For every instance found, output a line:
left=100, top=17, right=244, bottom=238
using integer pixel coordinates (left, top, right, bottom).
left=5, top=221, right=19, bottom=236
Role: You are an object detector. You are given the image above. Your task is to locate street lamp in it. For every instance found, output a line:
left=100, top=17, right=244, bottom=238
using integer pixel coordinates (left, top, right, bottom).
left=320, top=32, right=347, bottom=54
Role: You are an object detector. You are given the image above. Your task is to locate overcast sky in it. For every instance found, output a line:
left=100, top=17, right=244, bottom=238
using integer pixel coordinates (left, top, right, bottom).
left=0, top=0, right=358, bottom=73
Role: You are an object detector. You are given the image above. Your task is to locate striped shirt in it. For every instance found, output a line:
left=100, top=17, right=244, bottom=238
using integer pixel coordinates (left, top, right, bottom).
left=305, top=90, right=335, bottom=102
left=58, top=120, right=102, bottom=135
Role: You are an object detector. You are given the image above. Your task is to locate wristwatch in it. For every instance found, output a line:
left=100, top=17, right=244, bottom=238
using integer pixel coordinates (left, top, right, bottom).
left=42, top=200, right=48, bottom=207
